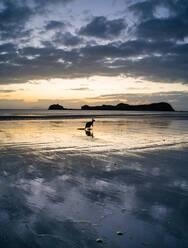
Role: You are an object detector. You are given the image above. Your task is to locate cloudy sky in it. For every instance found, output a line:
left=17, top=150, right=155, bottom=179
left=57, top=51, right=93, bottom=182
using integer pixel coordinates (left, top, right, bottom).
left=0, top=0, right=188, bottom=110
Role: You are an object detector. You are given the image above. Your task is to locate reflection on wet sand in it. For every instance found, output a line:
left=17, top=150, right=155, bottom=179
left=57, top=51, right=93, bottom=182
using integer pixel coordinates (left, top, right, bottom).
left=85, top=129, right=94, bottom=138
left=0, top=118, right=187, bottom=151
left=0, top=118, right=188, bottom=247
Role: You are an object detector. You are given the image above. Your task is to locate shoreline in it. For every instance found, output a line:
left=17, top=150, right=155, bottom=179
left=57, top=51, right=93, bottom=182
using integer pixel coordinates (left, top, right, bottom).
left=0, top=111, right=188, bottom=121
left=0, top=114, right=187, bottom=121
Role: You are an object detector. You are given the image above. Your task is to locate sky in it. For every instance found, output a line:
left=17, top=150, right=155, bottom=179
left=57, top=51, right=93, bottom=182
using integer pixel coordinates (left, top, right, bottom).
left=0, top=0, right=188, bottom=110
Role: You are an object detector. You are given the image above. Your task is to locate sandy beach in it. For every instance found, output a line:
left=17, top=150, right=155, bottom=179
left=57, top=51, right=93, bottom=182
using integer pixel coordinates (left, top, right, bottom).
left=0, top=114, right=188, bottom=248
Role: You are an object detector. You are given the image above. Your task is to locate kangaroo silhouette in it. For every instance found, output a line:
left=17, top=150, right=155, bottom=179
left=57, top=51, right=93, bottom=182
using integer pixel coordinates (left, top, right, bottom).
left=85, top=119, right=95, bottom=129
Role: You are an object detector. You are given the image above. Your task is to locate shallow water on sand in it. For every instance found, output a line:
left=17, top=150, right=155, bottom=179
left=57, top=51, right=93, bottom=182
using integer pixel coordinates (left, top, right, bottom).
left=0, top=117, right=188, bottom=248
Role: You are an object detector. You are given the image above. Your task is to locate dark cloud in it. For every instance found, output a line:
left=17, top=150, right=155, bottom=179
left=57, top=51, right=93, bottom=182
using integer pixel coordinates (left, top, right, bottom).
left=53, top=32, right=83, bottom=46
left=0, top=0, right=188, bottom=87
left=79, top=40, right=176, bottom=59
left=0, top=43, right=17, bottom=64
left=137, top=17, right=188, bottom=40
left=32, top=0, right=75, bottom=7
left=0, top=38, right=188, bottom=85
left=0, top=1, right=32, bottom=40
left=0, top=0, right=75, bottom=40
left=129, top=0, right=156, bottom=20
left=130, top=0, right=188, bottom=40
left=129, top=0, right=187, bottom=20
left=70, top=87, right=91, bottom=91
left=79, top=16, right=126, bottom=39
left=0, top=43, right=16, bottom=53
left=45, top=20, right=65, bottom=30
left=0, top=90, right=16, bottom=93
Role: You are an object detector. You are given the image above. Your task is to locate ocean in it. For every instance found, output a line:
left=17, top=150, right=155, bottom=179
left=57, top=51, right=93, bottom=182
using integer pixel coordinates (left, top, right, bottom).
left=0, top=109, right=188, bottom=247
left=0, top=109, right=188, bottom=119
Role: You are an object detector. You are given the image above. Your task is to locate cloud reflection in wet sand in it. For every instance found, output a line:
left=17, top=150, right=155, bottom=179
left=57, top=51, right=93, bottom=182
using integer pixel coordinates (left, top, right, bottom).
left=0, top=118, right=188, bottom=247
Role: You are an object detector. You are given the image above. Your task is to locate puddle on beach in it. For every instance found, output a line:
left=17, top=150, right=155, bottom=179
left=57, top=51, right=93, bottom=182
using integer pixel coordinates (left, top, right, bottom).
left=0, top=118, right=188, bottom=247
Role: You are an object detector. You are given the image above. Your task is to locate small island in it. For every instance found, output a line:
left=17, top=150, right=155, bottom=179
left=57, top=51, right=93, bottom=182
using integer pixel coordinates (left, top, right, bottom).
left=48, top=104, right=64, bottom=110
left=81, top=102, right=175, bottom=111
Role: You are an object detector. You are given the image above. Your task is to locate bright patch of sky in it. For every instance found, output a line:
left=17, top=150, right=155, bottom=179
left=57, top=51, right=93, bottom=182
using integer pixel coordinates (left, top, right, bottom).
left=154, top=5, right=172, bottom=19
left=1, top=77, right=188, bottom=103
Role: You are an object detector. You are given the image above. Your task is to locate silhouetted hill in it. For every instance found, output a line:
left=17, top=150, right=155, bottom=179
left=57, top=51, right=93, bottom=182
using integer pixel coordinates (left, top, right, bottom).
left=48, top=104, right=64, bottom=110
left=81, top=102, right=175, bottom=111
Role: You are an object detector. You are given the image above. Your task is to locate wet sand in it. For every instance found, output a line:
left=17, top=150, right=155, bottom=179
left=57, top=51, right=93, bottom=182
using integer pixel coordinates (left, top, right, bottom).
left=0, top=118, right=188, bottom=247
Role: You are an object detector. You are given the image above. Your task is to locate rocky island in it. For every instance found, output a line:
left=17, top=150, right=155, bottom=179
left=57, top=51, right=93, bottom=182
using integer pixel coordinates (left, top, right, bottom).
left=81, top=102, right=175, bottom=111
left=48, top=104, right=64, bottom=110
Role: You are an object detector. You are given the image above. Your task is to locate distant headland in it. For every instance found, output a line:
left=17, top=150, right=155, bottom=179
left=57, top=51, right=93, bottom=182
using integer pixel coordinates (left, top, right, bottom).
left=81, top=102, right=175, bottom=111
left=48, top=104, right=65, bottom=110
left=48, top=102, right=175, bottom=111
